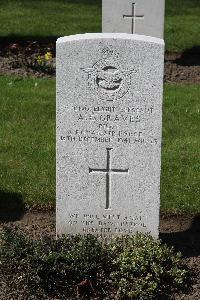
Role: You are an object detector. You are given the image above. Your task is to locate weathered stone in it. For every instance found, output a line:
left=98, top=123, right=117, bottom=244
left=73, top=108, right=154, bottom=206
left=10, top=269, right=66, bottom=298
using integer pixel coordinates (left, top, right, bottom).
left=56, top=33, right=164, bottom=239
left=102, top=0, right=165, bottom=38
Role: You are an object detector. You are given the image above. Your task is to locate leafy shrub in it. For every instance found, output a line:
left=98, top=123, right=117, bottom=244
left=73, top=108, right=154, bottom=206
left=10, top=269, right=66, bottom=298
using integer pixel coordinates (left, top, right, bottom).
left=29, top=234, right=111, bottom=297
left=109, top=233, right=189, bottom=299
left=0, top=226, right=190, bottom=299
left=0, top=225, right=34, bottom=272
left=0, top=226, right=110, bottom=299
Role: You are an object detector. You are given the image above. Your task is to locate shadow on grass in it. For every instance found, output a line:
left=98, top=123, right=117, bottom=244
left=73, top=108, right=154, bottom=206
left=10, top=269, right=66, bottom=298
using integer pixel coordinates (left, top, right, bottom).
left=175, top=46, right=200, bottom=66
left=166, top=0, right=200, bottom=15
left=66, top=0, right=101, bottom=5
left=0, top=35, right=58, bottom=48
left=160, top=214, right=200, bottom=257
left=0, top=190, right=25, bottom=222
left=0, top=0, right=101, bottom=5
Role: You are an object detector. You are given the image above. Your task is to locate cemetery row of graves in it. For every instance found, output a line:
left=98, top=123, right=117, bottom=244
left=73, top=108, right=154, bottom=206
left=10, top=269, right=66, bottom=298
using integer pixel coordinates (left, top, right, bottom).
left=0, top=0, right=200, bottom=299
left=0, top=0, right=199, bottom=214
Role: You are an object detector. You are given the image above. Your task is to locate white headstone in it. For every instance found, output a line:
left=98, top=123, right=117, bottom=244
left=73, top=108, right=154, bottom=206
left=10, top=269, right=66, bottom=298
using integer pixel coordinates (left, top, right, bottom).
left=102, top=0, right=165, bottom=39
left=56, top=33, right=164, bottom=239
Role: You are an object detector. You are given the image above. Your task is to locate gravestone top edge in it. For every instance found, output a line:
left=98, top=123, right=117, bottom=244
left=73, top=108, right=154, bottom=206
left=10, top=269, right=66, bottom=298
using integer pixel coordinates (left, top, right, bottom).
left=56, top=33, right=164, bottom=46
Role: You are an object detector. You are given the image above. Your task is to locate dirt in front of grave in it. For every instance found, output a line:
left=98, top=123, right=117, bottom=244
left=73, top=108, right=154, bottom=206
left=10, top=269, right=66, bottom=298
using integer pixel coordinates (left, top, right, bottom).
left=164, top=50, right=200, bottom=84
left=0, top=210, right=200, bottom=300
left=0, top=52, right=199, bottom=83
left=0, top=40, right=199, bottom=84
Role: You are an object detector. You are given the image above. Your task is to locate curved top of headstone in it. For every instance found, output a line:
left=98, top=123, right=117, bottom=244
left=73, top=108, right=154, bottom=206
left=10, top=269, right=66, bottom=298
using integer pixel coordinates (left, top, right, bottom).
left=57, top=33, right=164, bottom=46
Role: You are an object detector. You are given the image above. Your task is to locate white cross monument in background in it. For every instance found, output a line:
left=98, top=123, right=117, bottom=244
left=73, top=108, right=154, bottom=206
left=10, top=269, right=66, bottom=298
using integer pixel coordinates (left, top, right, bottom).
left=123, top=2, right=144, bottom=34
left=102, top=0, right=165, bottom=38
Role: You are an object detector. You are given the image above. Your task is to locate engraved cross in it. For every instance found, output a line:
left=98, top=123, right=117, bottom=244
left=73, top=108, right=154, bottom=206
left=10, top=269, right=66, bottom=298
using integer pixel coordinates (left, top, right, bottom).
left=89, top=148, right=129, bottom=210
left=123, top=3, right=144, bottom=34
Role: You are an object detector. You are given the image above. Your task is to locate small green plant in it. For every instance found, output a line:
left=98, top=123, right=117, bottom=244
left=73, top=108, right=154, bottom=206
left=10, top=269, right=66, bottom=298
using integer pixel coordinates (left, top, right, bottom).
left=0, top=225, right=34, bottom=268
left=0, top=226, right=191, bottom=299
left=109, top=233, right=190, bottom=299
left=6, top=43, right=55, bottom=75
left=36, top=51, right=55, bottom=74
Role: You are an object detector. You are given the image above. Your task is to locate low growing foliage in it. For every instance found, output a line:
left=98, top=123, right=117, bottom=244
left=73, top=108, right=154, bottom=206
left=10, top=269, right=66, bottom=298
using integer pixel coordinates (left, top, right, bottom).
left=0, top=226, right=190, bottom=299
left=109, top=234, right=189, bottom=299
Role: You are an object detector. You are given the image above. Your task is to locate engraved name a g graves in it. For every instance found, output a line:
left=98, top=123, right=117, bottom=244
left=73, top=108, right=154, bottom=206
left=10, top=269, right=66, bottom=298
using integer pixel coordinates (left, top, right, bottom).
left=56, top=33, right=164, bottom=239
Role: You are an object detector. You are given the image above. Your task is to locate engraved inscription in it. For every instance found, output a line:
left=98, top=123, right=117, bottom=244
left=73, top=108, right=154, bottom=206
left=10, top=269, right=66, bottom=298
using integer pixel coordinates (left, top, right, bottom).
left=123, top=3, right=144, bottom=34
left=60, top=103, right=159, bottom=146
left=68, top=213, right=147, bottom=238
left=89, top=148, right=129, bottom=209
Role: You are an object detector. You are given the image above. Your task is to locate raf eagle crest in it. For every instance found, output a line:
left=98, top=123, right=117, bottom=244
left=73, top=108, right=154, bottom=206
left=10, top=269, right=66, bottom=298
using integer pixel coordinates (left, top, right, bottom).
left=81, top=46, right=135, bottom=102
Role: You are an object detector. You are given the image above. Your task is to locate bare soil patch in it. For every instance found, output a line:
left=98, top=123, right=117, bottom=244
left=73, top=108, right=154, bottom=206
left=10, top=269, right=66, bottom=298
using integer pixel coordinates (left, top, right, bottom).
left=0, top=41, right=199, bottom=83
left=164, top=50, right=200, bottom=84
left=0, top=211, right=200, bottom=299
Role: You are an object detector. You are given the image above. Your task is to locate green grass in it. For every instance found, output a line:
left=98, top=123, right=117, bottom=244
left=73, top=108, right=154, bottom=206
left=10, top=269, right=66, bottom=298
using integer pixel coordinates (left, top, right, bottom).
left=0, top=76, right=55, bottom=205
left=161, top=84, right=200, bottom=213
left=165, top=0, right=200, bottom=51
left=0, top=0, right=199, bottom=51
left=0, top=0, right=101, bottom=38
left=0, top=75, right=199, bottom=212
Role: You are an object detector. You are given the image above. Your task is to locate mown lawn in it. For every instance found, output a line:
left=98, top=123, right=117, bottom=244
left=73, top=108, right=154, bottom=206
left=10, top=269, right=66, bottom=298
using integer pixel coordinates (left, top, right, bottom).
left=0, top=0, right=101, bottom=38
left=161, top=84, right=200, bottom=212
left=0, top=76, right=55, bottom=206
left=0, top=0, right=199, bottom=52
left=165, top=0, right=200, bottom=51
left=0, top=75, right=199, bottom=212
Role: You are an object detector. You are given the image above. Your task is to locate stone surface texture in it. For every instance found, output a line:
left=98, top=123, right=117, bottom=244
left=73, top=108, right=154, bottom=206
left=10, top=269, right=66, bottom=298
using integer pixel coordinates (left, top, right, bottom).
left=56, top=33, right=164, bottom=238
left=102, top=0, right=165, bottom=38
